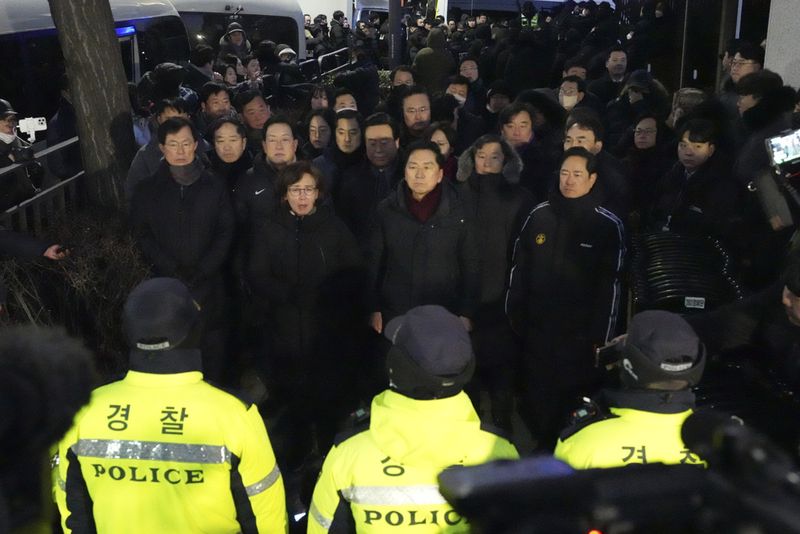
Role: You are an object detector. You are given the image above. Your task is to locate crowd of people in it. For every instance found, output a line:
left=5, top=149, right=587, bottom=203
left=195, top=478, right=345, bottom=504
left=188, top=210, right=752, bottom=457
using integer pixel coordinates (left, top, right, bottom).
left=3, top=1, right=800, bottom=532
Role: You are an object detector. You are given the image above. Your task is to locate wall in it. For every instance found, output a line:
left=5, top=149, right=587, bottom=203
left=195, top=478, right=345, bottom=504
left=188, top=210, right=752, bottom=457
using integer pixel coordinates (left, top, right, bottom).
left=765, top=0, right=800, bottom=88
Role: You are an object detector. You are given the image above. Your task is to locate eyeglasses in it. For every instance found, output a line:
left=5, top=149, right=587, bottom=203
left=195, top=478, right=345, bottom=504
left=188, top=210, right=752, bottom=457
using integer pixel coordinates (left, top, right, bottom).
left=731, top=60, right=757, bottom=68
left=287, top=186, right=317, bottom=197
left=634, top=128, right=657, bottom=135
left=404, top=107, right=428, bottom=114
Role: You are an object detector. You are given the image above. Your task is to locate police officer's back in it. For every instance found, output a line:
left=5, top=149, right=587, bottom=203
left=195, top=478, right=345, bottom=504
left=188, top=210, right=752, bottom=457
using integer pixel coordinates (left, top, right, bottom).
left=54, top=278, right=287, bottom=533
left=554, top=310, right=707, bottom=469
left=307, top=305, right=518, bottom=533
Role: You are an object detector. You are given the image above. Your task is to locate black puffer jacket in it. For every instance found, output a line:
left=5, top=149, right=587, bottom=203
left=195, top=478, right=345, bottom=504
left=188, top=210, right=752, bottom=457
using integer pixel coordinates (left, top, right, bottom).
left=647, top=156, right=741, bottom=247
left=456, top=146, right=535, bottom=317
left=367, top=181, right=480, bottom=321
left=247, top=203, right=362, bottom=361
left=506, top=185, right=626, bottom=384
left=234, top=154, right=281, bottom=236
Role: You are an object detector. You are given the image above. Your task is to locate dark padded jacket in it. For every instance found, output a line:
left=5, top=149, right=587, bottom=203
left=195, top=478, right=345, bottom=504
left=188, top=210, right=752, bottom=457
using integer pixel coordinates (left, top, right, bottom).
left=247, top=204, right=362, bottom=361
left=367, top=181, right=480, bottom=322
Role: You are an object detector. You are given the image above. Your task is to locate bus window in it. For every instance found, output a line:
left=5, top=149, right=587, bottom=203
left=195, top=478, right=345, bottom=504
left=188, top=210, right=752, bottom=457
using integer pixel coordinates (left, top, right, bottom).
left=180, top=13, right=298, bottom=55
left=132, top=16, right=191, bottom=73
left=0, top=31, right=63, bottom=119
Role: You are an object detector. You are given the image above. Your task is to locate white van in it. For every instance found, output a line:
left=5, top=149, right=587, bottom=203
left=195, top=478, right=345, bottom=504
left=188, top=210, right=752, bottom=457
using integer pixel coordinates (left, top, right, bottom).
left=169, top=0, right=306, bottom=60
left=0, top=0, right=190, bottom=119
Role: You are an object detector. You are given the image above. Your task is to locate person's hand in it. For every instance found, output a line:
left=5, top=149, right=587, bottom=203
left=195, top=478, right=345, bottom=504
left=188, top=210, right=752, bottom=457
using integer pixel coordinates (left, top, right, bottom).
left=459, top=316, right=473, bottom=332
left=370, top=311, right=383, bottom=334
left=213, top=71, right=224, bottom=82
left=43, top=244, right=68, bottom=260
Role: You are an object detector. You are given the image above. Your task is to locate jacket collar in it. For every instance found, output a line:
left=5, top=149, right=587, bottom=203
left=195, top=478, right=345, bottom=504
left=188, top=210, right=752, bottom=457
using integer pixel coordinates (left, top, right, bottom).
left=600, top=388, right=695, bottom=414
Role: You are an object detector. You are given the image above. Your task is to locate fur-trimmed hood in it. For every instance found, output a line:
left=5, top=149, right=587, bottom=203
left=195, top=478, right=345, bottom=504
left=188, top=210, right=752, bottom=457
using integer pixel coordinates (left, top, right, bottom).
left=456, top=139, right=523, bottom=184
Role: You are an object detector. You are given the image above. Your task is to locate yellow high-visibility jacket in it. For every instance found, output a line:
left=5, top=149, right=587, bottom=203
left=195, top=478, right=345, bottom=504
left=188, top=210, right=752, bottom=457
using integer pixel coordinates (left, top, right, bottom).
left=54, top=368, right=287, bottom=533
left=554, top=406, right=704, bottom=469
left=308, top=389, right=519, bottom=533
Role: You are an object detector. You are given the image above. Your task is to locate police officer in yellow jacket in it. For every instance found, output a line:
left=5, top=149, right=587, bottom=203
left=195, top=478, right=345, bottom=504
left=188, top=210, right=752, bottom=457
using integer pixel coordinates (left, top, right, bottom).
left=54, top=278, right=287, bottom=533
left=554, top=310, right=707, bottom=469
left=307, top=305, right=519, bottom=533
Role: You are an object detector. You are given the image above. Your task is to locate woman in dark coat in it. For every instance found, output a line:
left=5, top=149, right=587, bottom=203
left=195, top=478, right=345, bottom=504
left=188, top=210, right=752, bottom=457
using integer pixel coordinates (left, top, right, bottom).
left=298, top=108, right=335, bottom=161
left=456, top=134, right=535, bottom=432
left=247, top=160, right=363, bottom=468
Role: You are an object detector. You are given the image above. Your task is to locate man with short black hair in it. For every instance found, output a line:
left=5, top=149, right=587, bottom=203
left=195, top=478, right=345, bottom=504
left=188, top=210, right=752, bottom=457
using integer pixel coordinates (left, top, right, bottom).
left=588, top=46, right=629, bottom=106
left=194, top=82, right=234, bottom=137
left=235, top=115, right=298, bottom=238
left=329, top=9, right=350, bottom=49
left=506, top=146, right=626, bottom=451
left=127, top=98, right=192, bottom=199
left=130, top=117, right=236, bottom=382
left=563, top=110, right=632, bottom=215
left=367, top=140, right=480, bottom=334
left=399, top=86, right=432, bottom=147
left=333, top=87, right=358, bottom=111
left=308, top=305, right=518, bottom=533
left=235, top=90, right=272, bottom=154
left=338, top=112, right=403, bottom=246
left=185, top=44, right=216, bottom=92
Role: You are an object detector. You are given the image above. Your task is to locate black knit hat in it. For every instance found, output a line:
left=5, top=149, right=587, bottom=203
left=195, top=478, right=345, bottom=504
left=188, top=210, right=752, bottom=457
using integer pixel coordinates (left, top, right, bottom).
left=123, top=278, right=200, bottom=352
left=621, top=310, right=705, bottom=389
left=384, top=305, right=475, bottom=399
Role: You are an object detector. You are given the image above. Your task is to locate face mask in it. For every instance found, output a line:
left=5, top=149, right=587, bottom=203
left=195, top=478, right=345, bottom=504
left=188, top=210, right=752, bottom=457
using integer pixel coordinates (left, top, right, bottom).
left=451, top=94, right=466, bottom=106
left=560, top=94, right=578, bottom=110
left=0, top=131, right=16, bottom=144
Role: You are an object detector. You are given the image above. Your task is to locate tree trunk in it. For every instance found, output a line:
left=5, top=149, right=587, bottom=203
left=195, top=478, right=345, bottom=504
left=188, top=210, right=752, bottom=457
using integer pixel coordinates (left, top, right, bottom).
left=47, top=0, right=135, bottom=209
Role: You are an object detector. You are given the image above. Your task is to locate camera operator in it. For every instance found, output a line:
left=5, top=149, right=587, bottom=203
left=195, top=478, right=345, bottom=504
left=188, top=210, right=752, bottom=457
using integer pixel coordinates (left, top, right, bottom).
left=554, top=310, right=707, bottom=469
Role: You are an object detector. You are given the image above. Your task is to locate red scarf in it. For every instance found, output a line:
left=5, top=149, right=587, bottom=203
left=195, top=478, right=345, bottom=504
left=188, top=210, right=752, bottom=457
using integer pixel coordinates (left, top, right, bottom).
left=405, top=183, right=442, bottom=223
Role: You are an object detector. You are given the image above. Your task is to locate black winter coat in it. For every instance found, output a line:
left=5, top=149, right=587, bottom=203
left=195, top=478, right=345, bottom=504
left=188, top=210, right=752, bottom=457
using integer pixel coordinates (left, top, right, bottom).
left=367, top=181, right=480, bottom=321
left=456, top=151, right=535, bottom=320
left=337, top=159, right=403, bottom=249
left=247, top=204, right=362, bottom=361
left=506, top=186, right=626, bottom=384
left=234, top=154, right=281, bottom=235
left=647, top=157, right=741, bottom=246
left=688, top=282, right=800, bottom=390
left=130, top=162, right=235, bottom=325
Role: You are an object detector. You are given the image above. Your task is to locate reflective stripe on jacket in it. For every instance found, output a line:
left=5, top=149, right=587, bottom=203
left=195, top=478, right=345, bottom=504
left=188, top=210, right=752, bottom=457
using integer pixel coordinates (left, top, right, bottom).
left=308, top=390, right=519, bottom=533
left=55, top=370, right=287, bottom=534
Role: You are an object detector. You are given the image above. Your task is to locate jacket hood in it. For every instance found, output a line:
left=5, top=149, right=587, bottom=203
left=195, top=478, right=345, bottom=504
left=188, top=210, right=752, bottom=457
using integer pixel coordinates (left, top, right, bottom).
left=456, top=141, right=523, bottom=184
left=742, top=86, right=797, bottom=132
left=369, top=390, right=486, bottom=467
left=426, top=28, right=446, bottom=49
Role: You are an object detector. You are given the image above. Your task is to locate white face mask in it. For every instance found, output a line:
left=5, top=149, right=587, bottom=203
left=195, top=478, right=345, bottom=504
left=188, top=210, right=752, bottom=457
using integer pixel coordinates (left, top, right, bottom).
left=560, top=94, right=578, bottom=110
left=0, top=131, right=16, bottom=144
left=451, top=94, right=466, bottom=106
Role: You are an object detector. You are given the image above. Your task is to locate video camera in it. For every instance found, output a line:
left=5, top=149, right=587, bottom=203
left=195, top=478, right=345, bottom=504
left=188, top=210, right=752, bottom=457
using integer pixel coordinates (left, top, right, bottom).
left=16, top=117, right=47, bottom=143
left=438, top=410, right=800, bottom=533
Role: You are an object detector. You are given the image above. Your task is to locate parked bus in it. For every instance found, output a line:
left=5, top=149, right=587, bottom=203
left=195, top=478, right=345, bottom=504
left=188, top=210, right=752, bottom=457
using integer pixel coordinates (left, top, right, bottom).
left=170, top=0, right=306, bottom=60
left=0, top=0, right=190, bottom=119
